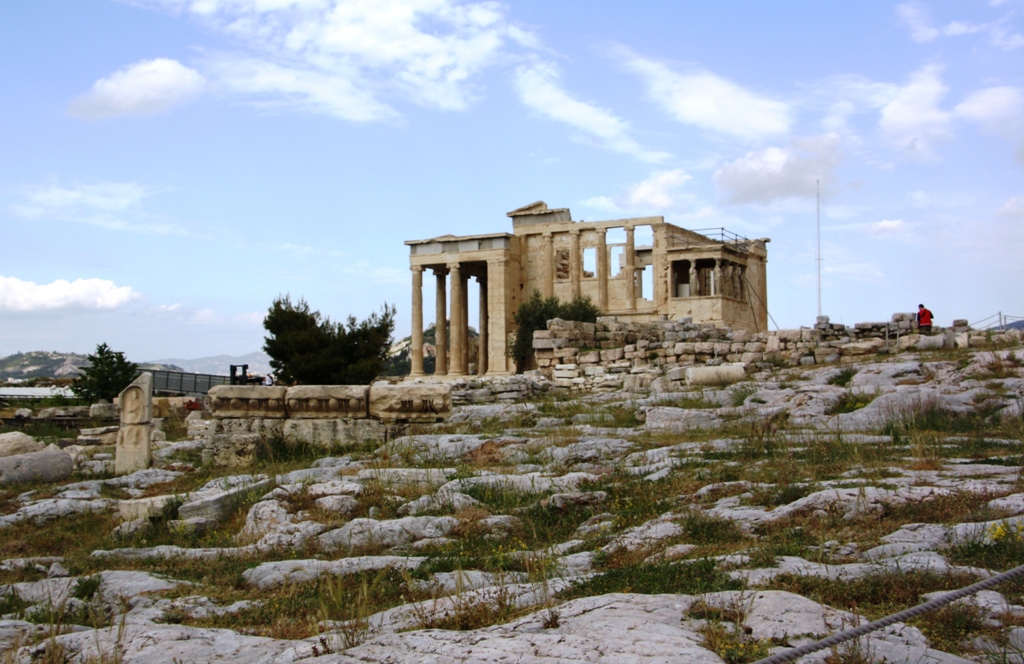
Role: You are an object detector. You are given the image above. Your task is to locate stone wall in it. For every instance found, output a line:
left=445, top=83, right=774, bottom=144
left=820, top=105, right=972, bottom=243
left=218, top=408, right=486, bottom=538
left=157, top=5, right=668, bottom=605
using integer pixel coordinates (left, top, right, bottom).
left=530, top=314, right=1020, bottom=392
left=204, top=383, right=452, bottom=467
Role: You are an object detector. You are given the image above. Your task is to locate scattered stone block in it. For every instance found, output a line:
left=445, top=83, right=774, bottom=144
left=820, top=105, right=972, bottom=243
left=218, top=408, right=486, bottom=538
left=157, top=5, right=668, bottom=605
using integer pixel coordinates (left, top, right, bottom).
left=285, top=385, right=369, bottom=419
left=0, top=446, right=74, bottom=486
left=368, top=383, right=451, bottom=423
left=0, top=432, right=44, bottom=458
left=209, top=386, right=288, bottom=419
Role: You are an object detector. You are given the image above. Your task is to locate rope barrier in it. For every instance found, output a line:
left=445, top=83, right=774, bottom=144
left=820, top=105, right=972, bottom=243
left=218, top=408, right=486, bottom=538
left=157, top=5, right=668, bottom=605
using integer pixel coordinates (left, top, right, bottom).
left=750, top=563, right=1024, bottom=664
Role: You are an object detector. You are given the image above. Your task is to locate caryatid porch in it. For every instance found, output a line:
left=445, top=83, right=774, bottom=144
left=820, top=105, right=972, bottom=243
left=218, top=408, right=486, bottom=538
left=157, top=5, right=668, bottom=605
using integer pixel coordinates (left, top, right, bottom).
left=406, top=233, right=518, bottom=377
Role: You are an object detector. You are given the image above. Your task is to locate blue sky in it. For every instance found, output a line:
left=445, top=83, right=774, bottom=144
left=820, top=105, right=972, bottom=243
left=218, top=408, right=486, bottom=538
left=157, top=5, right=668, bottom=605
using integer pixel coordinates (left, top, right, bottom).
left=1, top=0, right=1022, bottom=361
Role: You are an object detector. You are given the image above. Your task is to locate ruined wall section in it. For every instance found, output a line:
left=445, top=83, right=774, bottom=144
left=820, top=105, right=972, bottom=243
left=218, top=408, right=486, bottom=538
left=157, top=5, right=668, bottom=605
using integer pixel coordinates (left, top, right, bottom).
left=204, top=384, right=452, bottom=467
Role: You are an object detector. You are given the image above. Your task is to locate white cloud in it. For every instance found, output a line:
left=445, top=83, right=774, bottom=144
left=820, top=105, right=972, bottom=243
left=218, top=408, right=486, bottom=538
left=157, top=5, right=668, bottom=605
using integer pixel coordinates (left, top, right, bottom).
left=514, top=62, right=670, bottom=163
left=954, top=86, right=1024, bottom=137
left=878, top=65, right=952, bottom=159
left=132, top=0, right=532, bottom=119
left=867, top=219, right=906, bottom=235
left=896, top=2, right=1023, bottom=50
left=0, top=276, right=140, bottom=312
left=998, top=196, right=1024, bottom=217
left=714, top=134, right=842, bottom=205
left=811, top=75, right=898, bottom=133
left=212, top=57, right=396, bottom=121
left=620, top=51, right=790, bottom=140
left=622, top=170, right=693, bottom=209
left=68, top=58, right=205, bottom=119
left=11, top=182, right=182, bottom=235
left=578, top=170, right=694, bottom=215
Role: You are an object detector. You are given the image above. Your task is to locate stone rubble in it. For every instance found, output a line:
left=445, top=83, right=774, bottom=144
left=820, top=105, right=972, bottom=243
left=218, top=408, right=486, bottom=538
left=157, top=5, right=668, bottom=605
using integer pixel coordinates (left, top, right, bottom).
left=0, top=334, right=1022, bottom=663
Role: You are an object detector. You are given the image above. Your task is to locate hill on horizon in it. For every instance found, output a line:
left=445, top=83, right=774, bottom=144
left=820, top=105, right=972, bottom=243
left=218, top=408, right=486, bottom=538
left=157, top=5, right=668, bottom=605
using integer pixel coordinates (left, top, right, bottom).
left=0, top=350, right=270, bottom=380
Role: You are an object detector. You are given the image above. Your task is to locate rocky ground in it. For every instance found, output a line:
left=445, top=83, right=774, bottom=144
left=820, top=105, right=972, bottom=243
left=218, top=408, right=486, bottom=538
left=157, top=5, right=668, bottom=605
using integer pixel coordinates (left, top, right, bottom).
left=1, top=342, right=1023, bottom=663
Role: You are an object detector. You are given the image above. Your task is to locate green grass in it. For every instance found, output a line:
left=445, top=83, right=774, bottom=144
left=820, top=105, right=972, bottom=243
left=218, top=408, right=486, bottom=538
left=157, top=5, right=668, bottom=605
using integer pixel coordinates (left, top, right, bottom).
left=765, top=569, right=982, bottom=620
left=827, top=368, right=857, bottom=387
left=559, top=558, right=739, bottom=600
left=826, top=391, right=876, bottom=415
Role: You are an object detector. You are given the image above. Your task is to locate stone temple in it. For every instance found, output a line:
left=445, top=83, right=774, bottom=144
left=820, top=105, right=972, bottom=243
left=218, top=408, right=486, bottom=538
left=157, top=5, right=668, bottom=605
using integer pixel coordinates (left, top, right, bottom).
left=405, top=201, right=770, bottom=377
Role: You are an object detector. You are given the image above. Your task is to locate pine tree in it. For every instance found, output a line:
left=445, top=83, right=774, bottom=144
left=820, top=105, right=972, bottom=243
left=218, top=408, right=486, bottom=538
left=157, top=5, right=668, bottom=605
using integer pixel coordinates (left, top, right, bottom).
left=263, top=296, right=396, bottom=385
left=71, top=343, right=139, bottom=402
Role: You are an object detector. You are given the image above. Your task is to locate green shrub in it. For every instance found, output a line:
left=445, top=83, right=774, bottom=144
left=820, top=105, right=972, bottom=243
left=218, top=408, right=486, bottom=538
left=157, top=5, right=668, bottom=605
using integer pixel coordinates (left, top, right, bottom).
left=511, top=290, right=600, bottom=371
left=263, top=295, right=395, bottom=385
left=827, top=368, right=857, bottom=387
left=71, top=343, right=139, bottom=402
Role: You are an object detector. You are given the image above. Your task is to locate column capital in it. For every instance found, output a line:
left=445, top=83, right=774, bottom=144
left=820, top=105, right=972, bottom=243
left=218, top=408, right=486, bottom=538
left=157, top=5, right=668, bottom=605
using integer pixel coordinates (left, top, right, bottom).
left=597, top=227, right=607, bottom=237
left=447, top=262, right=462, bottom=272
left=569, top=228, right=581, bottom=236
left=410, top=265, right=424, bottom=273
left=542, top=231, right=553, bottom=239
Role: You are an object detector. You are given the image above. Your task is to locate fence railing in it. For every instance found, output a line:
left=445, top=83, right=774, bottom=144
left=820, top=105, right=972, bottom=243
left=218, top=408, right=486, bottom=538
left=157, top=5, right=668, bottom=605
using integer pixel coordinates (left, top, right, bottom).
left=144, top=370, right=229, bottom=396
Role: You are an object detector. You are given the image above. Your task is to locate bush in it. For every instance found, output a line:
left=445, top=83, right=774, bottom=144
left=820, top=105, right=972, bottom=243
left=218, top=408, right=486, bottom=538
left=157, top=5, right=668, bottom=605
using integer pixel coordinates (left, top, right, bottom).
left=263, top=296, right=395, bottom=385
left=511, top=290, right=600, bottom=370
left=71, top=343, right=139, bottom=402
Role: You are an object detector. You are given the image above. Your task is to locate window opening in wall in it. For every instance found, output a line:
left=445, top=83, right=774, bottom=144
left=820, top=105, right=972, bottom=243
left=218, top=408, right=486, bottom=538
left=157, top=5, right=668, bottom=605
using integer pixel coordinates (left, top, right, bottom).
left=605, top=227, right=626, bottom=244
left=640, top=263, right=653, bottom=301
left=555, top=248, right=570, bottom=280
left=671, top=260, right=691, bottom=298
left=634, top=224, right=654, bottom=248
left=608, top=245, right=624, bottom=277
left=695, top=258, right=717, bottom=297
left=582, top=247, right=596, bottom=278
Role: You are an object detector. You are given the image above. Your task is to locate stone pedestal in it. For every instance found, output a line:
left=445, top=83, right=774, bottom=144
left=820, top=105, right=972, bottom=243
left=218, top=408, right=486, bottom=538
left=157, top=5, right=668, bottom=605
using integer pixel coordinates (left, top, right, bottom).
left=115, top=372, right=153, bottom=474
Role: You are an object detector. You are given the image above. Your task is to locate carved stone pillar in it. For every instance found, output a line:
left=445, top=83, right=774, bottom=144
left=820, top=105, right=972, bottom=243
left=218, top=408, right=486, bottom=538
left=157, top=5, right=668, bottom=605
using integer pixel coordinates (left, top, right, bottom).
left=410, top=266, right=424, bottom=376
left=625, top=226, right=636, bottom=311
left=434, top=269, right=447, bottom=376
left=689, top=263, right=699, bottom=297
left=597, top=228, right=608, bottom=310
left=542, top=233, right=554, bottom=298
left=461, top=271, right=470, bottom=373
left=570, top=229, right=581, bottom=298
left=449, top=263, right=464, bottom=376
left=478, top=275, right=488, bottom=375
left=486, top=258, right=510, bottom=375
left=713, top=260, right=723, bottom=297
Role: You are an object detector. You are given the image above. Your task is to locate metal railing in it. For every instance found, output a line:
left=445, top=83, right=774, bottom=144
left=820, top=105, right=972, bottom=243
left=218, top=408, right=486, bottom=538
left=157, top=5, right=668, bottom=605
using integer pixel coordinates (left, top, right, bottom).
left=969, top=312, right=1023, bottom=331
left=144, top=370, right=229, bottom=396
left=752, top=562, right=1024, bottom=663
left=666, top=226, right=751, bottom=249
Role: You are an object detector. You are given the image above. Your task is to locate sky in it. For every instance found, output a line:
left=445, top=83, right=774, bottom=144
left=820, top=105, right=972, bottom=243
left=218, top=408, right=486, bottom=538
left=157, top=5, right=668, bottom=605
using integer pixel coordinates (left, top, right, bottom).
left=1, top=0, right=1022, bottom=362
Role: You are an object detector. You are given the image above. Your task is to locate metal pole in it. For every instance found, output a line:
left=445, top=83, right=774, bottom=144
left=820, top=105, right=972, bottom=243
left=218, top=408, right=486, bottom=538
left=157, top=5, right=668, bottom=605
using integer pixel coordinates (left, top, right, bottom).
left=816, top=179, right=822, bottom=318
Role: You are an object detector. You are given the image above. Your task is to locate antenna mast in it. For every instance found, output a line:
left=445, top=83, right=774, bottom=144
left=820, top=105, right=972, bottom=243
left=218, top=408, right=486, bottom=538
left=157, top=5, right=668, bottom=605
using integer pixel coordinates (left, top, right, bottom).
left=816, top=179, right=822, bottom=317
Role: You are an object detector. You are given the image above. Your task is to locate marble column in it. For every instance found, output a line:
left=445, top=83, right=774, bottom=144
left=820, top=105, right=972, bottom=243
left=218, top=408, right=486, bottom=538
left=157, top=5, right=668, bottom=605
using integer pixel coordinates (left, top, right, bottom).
left=625, top=226, right=636, bottom=311
left=478, top=275, right=488, bottom=375
left=570, top=229, right=581, bottom=298
left=689, top=263, right=699, bottom=297
left=461, top=271, right=470, bottom=373
left=410, top=266, right=424, bottom=376
left=597, top=229, right=608, bottom=310
left=449, top=263, right=465, bottom=376
left=542, top=233, right=554, bottom=298
left=434, top=269, right=448, bottom=376
left=713, top=260, right=723, bottom=297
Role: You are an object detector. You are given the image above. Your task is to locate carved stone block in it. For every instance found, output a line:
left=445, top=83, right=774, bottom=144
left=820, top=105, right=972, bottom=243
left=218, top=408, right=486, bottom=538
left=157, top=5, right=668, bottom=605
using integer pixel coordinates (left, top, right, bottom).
left=282, top=418, right=389, bottom=447
left=284, top=386, right=369, bottom=419
left=368, top=384, right=451, bottom=423
left=115, top=424, right=151, bottom=474
left=209, top=386, right=288, bottom=419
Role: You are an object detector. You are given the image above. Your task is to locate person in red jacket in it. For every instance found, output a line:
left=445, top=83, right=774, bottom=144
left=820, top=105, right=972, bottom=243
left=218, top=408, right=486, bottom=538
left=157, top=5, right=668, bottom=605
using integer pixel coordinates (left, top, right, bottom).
left=917, top=304, right=933, bottom=334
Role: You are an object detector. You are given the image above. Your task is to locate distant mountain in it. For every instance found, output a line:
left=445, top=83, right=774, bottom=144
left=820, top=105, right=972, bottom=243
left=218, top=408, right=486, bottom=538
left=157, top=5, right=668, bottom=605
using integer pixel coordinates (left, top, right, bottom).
left=1007, top=319, right=1024, bottom=331
left=0, top=351, right=89, bottom=380
left=146, top=351, right=272, bottom=376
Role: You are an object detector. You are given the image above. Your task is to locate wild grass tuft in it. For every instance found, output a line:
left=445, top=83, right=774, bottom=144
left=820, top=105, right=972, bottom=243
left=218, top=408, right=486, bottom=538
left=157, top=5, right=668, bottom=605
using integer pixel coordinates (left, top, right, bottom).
left=558, top=558, right=739, bottom=600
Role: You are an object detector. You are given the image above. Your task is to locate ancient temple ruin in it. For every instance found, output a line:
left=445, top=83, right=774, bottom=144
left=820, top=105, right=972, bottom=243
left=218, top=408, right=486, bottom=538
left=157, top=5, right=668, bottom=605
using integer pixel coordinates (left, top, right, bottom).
left=406, top=202, right=769, bottom=376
